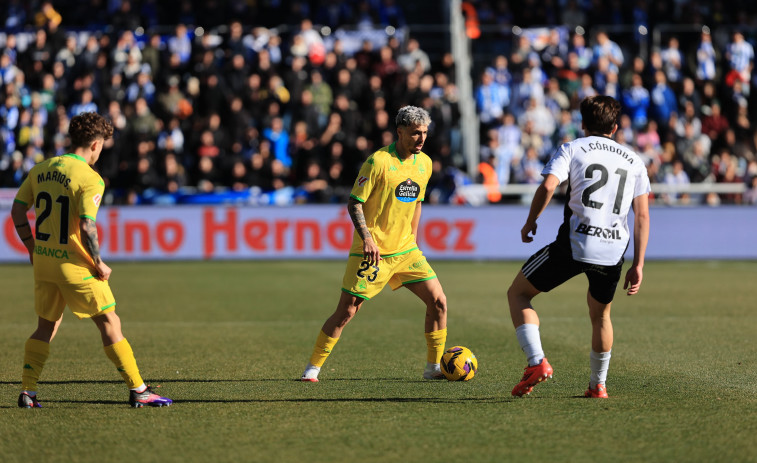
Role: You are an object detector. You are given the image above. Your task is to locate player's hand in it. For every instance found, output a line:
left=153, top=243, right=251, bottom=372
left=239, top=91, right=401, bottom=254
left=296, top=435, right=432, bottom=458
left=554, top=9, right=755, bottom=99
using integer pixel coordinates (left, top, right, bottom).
left=95, top=261, right=112, bottom=281
left=521, top=221, right=537, bottom=243
left=623, top=265, right=643, bottom=295
left=362, top=238, right=382, bottom=266
left=24, top=239, right=35, bottom=264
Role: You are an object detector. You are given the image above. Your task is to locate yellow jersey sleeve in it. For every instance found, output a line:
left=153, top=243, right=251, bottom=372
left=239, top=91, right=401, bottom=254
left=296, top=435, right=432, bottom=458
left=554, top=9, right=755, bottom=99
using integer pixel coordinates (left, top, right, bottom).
left=350, top=154, right=383, bottom=203
left=79, top=173, right=104, bottom=221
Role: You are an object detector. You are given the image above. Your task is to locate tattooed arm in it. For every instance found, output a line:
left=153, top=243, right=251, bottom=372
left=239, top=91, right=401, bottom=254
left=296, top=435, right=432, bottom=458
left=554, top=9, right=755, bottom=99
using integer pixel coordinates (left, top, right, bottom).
left=348, top=196, right=381, bottom=265
left=80, top=217, right=112, bottom=281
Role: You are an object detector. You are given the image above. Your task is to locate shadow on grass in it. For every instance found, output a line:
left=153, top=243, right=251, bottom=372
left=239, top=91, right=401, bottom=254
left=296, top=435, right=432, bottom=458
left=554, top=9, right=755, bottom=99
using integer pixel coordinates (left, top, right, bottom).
left=181, top=397, right=509, bottom=403
left=0, top=377, right=415, bottom=385
left=41, top=396, right=509, bottom=405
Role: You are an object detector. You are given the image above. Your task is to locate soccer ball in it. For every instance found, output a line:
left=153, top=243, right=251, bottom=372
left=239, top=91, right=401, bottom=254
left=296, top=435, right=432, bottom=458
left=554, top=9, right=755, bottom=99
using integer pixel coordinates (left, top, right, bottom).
left=440, top=346, right=478, bottom=381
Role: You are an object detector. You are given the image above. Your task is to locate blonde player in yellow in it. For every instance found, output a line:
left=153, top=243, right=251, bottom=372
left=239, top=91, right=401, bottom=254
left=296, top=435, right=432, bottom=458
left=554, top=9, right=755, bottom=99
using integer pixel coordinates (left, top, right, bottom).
left=301, top=106, right=449, bottom=382
left=11, top=112, right=172, bottom=408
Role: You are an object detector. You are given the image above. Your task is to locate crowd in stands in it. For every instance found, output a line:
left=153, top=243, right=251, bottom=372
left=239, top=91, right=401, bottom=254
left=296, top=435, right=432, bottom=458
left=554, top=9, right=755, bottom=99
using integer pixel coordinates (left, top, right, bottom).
left=0, top=0, right=449, bottom=205
left=472, top=0, right=757, bottom=206
left=1, top=0, right=757, bottom=205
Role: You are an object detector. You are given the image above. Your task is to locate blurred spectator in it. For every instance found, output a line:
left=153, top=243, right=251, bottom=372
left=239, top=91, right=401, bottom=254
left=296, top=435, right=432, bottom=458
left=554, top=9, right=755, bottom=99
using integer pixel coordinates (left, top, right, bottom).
left=725, top=31, right=754, bottom=96
left=660, top=37, right=684, bottom=88
left=702, top=102, right=730, bottom=149
left=477, top=153, right=502, bottom=203
left=168, top=24, right=192, bottom=67
left=69, top=89, right=98, bottom=117
left=623, top=73, right=650, bottom=130
left=397, top=38, right=431, bottom=75
left=35, top=1, right=62, bottom=29
left=514, top=146, right=544, bottom=184
left=307, top=70, right=333, bottom=128
left=662, top=159, right=690, bottom=205
left=570, top=33, right=593, bottom=71
left=593, top=31, right=624, bottom=74
left=694, top=28, right=718, bottom=84
left=650, top=70, right=678, bottom=127
left=475, top=69, right=509, bottom=128
left=262, top=116, right=291, bottom=169
left=194, top=155, right=221, bottom=192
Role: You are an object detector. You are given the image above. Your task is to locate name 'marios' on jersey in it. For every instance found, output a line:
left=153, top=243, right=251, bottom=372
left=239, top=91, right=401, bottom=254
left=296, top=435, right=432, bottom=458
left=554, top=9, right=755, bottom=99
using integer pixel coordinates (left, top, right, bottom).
left=580, top=141, right=634, bottom=164
left=37, top=169, right=72, bottom=188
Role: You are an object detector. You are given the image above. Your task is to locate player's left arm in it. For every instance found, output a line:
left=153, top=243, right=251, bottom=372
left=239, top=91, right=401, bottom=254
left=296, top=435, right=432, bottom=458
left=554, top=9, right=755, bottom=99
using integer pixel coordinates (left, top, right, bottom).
left=411, top=201, right=422, bottom=238
left=11, top=201, right=34, bottom=264
left=80, top=217, right=112, bottom=281
left=624, top=192, right=650, bottom=296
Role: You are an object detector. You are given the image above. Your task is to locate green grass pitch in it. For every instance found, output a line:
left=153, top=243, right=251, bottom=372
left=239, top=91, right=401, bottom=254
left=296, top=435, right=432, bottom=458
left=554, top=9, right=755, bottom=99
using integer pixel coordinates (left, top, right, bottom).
left=0, top=260, right=755, bottom=463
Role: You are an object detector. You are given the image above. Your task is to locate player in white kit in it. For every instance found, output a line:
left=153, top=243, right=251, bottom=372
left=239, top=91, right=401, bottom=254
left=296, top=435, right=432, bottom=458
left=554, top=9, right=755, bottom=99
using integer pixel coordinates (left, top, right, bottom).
left=507, top=95, right=650, bottom=398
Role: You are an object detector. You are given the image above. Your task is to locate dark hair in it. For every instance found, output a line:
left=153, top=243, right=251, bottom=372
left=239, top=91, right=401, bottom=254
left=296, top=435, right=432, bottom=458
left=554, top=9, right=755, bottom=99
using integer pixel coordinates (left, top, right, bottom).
left=69, top=112, right=114, bottom=148
left=580, top=96, right=621, bottom=135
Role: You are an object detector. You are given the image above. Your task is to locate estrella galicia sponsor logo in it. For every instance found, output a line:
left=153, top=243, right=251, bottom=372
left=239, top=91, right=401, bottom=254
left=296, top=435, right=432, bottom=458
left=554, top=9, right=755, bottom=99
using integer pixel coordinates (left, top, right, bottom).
left=395, top=178, right=420, bottom=202
left=575, top=223, right=622, bottom=240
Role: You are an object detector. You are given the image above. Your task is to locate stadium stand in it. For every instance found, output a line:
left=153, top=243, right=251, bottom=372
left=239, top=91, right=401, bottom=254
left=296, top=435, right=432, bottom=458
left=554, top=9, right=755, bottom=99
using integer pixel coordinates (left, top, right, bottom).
left=1, top=0, right=756, bottom=205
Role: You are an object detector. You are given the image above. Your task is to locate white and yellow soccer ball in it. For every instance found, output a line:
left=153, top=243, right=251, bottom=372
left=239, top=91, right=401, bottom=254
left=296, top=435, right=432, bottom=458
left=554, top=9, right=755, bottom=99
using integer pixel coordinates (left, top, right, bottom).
left=440, top=346, right=478, bottom=381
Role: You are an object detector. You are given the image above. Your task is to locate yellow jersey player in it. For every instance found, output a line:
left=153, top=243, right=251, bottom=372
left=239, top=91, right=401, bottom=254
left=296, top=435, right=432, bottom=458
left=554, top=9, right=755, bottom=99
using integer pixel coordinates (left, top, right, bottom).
left=11, top=112, right=172, bottom=408
left=301, top=106, right=449, bottom=382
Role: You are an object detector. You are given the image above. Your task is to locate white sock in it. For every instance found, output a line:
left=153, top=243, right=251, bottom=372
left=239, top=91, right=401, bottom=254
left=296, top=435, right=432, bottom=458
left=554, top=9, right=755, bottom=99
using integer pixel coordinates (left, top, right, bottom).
left=590, top=350, right=612, bottom=388
left=130, top=383, right=147, bottom=392
left=22, top=390, right=36, bottom=397
left=425, top=362, right=441, bottom=371
left=302, top=363, right=320, bottom=379
left=515, top=323, right=544, bottom=366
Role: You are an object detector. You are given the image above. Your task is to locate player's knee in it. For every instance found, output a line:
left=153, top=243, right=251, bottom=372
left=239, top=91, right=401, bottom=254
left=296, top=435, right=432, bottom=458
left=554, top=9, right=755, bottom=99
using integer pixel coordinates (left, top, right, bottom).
left=336, top=304, right=360, bottom=325
left=428, top=293, right=447, bottom=316
left=506, top=284, right=523, bottom=303
left=589, top=309, right=611, bottom=324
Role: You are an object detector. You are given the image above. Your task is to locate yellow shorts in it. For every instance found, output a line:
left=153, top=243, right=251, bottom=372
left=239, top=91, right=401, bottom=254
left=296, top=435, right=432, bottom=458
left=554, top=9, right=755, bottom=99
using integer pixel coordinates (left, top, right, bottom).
left=35, top=277, right=116, bottom=321
left=342, top=248, right=437, bottom=300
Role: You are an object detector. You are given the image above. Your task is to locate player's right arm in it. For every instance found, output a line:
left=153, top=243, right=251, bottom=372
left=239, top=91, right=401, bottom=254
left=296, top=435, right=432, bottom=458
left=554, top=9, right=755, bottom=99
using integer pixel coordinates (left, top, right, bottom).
left=348, top=154, right=382, bottom=265
left=348, top=196, right=380, bottom=265
left=624, top=192, right=649, bottom=296
left=12, top=177, right=35, bottom=264
left=521, top=173, right=560, bottom=243
left=80, top=217, right=111, bottom=281
left=11, top=200, right=34, bottom=264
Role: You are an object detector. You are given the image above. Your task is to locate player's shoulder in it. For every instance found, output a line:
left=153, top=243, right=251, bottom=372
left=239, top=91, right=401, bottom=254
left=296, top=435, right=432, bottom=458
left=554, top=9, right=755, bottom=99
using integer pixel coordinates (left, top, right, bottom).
left=70, top=158, right=103, bottom=185
left=416, top=151, right=432, bottom=165
left=366, top=146, right=394, bottom=167
left=29, top=156, right=56, bottom=173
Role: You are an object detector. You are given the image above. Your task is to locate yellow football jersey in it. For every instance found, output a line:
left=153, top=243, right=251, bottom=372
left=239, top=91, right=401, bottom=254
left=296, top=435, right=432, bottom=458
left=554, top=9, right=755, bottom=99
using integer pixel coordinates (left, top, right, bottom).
left=14, top=154, right=105, bottom=281
left=349, top=142, right=432, bottom=256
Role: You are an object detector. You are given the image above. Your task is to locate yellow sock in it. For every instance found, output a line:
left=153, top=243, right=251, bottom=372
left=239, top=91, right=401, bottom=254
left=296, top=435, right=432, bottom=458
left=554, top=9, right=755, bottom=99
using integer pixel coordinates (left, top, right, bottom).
left=425, top=328, right=447, bottom=364
left=308, top=330, right=339, bottom=368
left=22, top=339, right=50, bottom=391
left=104, top=339, right=144, bottom=389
